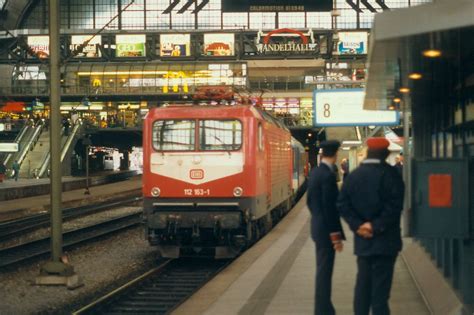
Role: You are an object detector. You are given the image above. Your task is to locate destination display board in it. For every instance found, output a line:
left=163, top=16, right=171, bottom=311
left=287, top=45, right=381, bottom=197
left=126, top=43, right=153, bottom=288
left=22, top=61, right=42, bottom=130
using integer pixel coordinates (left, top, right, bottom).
left=222, top=0, right=333, bottom=12
left=0, top=143, right=19, bottom=153
left=313, top=89, right=399, bottom=126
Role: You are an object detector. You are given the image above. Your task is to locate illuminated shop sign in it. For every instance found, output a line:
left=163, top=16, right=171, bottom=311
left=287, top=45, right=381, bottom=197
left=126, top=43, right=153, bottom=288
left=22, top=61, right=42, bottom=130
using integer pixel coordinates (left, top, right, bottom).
left=27, top=36, right=50, bottom=59
left=222, top=0, right=332, bottom=12
left=160, top=34, right=191, bottom=57
left=256, top=29, right=319, bottom=55
left=203, top=34, right=235, bottom=56
left=313, top=89, right=399, bottom=126
left=336, top=32, right=368, bottom=55
left=116, top=35, right=146, bottom=57
left=71, top=35, right=102, bottom=58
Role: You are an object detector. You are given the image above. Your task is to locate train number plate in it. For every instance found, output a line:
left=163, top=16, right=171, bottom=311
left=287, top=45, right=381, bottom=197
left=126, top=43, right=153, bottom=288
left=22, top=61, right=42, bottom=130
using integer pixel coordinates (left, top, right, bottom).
left=184, top=188, right=211, bottom=196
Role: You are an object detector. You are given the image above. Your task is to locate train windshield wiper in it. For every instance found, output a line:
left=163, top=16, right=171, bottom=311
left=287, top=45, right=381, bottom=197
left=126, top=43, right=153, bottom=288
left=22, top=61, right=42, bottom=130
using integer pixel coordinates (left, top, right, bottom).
left=213, top=135, right=231, bottom=156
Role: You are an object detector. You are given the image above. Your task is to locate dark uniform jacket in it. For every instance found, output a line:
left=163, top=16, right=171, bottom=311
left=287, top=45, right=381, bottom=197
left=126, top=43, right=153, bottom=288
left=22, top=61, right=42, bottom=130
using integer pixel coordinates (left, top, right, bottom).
left=337, top=160, right=404, bottom=256
left=307, top=162, right=345, bottom=248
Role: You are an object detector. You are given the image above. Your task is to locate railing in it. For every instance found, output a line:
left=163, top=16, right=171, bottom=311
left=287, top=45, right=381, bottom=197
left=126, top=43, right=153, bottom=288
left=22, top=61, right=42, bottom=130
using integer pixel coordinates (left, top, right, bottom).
left=16, top=120, right=43, bottom=167
left=2, top=121, right=29, bottom=166
left=38, top=122, right=81, bottom=178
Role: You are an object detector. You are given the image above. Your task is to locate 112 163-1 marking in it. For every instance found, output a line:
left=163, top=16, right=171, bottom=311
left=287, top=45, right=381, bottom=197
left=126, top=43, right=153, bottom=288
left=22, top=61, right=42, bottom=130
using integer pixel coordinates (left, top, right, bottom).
left=184, top=188, right=211, bottom=196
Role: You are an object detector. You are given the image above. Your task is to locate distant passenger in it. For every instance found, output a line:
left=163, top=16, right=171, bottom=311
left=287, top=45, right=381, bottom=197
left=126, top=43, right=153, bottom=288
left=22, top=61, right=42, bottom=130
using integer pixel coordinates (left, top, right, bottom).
left=12, top=160, right=20, bottom=181
left=307, top=140, right=345, bottom=315
left=394, top=153, right=403, bottom=178
left=340, top=158, right=349, bottom=180
left=338, top=138, right=404, bottom=315
left=0, top=162, right=6, bottom=183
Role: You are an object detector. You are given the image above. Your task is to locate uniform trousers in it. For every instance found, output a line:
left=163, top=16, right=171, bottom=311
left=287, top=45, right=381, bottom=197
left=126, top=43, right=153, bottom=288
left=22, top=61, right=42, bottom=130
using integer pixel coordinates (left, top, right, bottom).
left=315, top=246, right=336, bottom=315
left=354, top=255, right=397, bottom=315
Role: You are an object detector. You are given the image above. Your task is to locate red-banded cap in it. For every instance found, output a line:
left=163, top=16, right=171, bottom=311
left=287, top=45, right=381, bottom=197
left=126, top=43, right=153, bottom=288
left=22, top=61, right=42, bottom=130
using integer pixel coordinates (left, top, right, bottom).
left=366, top=137, right=390, bottom=150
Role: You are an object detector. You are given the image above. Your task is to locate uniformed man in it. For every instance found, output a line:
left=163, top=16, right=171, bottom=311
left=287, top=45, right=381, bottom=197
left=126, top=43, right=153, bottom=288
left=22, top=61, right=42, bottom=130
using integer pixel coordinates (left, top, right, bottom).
left=337, top=138, right=404, bottom=315
left=307, top=140, right=345, bottom=315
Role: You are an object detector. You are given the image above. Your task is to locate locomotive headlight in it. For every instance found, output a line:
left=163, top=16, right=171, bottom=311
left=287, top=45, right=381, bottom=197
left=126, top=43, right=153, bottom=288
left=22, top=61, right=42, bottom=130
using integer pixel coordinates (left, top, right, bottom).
left=233, top=187, right=243, bottom=197
left=151, top=187, right=161, bottom=197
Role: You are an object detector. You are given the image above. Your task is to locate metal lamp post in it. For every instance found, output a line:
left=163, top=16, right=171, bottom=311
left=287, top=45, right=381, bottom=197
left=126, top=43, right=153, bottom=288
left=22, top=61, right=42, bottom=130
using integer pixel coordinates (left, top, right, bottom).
left=35, top=0, right=81, bottom=289
left=83, top=136, right=91, bottom=195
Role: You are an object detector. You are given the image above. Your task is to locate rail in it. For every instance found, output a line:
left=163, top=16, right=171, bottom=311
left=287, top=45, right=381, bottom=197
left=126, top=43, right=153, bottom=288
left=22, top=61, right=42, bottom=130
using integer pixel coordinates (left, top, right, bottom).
left=0, top=211, right=142, bottom=268
left=73, top=259, right=230, bottom=315
left=0, top=196, right=142, bottom=241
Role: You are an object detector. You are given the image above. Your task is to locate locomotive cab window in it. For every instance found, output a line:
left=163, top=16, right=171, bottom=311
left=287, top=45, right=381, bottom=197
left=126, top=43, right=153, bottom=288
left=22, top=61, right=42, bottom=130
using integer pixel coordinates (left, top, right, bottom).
left=152, top=120, right=195, bottom=151
left=199, top=120, right=242, bottom=151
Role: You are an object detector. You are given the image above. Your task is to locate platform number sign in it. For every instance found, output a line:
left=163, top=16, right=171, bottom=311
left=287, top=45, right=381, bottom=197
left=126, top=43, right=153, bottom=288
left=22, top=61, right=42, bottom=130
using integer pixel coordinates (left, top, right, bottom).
left=313, top=89, right=399, bottom=127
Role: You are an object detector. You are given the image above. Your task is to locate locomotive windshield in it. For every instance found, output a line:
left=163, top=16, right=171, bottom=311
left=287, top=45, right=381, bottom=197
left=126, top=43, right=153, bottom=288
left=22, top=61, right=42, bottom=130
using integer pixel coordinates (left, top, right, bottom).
left=152, top=119, right=242, bottom=151
left=152, top=120, right=195, bottom=151
left=199, top=120, right=242, bottom=151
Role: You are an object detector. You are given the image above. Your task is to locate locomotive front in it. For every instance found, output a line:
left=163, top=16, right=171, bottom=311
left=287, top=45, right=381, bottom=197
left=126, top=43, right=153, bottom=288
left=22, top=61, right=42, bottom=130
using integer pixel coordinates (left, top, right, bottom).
left=143, top=106, right=258, bottom=259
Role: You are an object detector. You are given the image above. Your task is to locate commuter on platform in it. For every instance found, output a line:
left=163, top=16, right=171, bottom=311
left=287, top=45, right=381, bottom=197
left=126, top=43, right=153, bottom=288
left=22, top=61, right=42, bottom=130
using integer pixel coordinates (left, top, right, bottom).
left=0, top=162, right=6, bottom=183
left=12, top=160, right=20, bottom=181
left=337, top=137, right=404, bottom=315
left=341, top=158, right=349, bottom=181
left=307, top=140, right=345, bottom=315
left=63, top=118, right=71, bottom=136
left=394, top=153, right=404, bottom=177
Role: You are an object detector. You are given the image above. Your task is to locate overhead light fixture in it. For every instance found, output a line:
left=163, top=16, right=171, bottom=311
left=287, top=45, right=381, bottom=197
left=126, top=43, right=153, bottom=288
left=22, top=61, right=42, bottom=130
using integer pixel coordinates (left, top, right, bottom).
left=422, top=49, right=442, bottom=58
left=393, top=98, right=401, bottom=103
left=399, top=87, right=410, bottom=93
left=408, top=73, right=422, bottom=80
left=388, top=105, right=396, bottom=110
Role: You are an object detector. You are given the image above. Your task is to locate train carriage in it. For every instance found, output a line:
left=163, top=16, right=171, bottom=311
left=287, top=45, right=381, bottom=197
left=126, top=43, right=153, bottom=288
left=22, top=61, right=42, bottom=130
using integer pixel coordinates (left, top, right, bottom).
left=143, top=104, right=306, bottom=258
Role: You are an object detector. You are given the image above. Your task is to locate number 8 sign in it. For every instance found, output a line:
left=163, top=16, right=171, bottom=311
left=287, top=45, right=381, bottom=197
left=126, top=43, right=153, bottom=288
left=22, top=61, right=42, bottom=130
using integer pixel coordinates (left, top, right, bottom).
left=313, top=89, right=399, bottom=126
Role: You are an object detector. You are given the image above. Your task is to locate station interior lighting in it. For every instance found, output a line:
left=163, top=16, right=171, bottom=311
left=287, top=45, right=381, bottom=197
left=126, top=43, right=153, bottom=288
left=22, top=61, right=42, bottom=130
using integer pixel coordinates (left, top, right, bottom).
left=393, top=97, right=401, bottom=103
left=399, top=87, right=410, bottom=93
left=408, top=72, right=423, bottom=80
left=388, top=105, right=396, bottom=110
left=422, top=49, right=442, bottom=58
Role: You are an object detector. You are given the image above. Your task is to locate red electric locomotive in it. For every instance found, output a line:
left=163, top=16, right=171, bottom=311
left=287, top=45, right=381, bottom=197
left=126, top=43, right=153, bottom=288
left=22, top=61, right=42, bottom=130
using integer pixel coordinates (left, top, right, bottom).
left=143, top=104, right=306, bottom=258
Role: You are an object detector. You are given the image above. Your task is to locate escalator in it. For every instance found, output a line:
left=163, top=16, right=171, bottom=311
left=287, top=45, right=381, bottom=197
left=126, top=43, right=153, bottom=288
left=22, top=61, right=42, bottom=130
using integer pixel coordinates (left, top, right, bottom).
left=18, top=122, right=83, bottom=178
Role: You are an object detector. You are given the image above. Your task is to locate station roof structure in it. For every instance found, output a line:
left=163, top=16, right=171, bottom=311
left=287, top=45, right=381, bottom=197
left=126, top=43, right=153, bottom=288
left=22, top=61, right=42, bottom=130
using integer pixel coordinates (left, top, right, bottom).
left=364, top=0, right=474, bottom=111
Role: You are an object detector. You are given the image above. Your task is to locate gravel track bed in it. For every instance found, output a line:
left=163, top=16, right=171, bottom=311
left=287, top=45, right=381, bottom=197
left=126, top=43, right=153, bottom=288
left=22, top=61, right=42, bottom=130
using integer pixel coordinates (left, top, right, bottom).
left=0, top=227, right=163, bottom=315
left=0, top=206, right=142, bottom=250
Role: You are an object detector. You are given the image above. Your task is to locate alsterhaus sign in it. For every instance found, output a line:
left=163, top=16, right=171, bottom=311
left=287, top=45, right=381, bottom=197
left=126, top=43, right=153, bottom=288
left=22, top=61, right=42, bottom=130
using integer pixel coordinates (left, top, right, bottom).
left=256, top=29, right=319, bottom=55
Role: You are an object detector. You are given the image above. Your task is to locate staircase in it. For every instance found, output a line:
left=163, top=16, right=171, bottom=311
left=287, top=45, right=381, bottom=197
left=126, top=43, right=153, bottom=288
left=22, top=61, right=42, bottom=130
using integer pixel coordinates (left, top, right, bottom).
left=19, top=128, right=51, bottom=178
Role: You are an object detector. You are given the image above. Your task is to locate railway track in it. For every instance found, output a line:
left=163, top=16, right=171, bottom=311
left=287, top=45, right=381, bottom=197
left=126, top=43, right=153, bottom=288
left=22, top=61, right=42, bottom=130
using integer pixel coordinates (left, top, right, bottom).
left=0, top=196, right=142, bottom=241
left=74, top=258, right=229, bottom=315
left=0, top=211, right=141, bottom=268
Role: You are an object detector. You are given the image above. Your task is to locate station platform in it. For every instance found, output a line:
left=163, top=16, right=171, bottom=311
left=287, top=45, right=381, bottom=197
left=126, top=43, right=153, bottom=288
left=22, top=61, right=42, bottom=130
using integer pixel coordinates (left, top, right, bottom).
left=0, top=173, right=141, bottom=222
left=0, top=170, right=138, bottom=201
left=174, top=197, right=431, bottom=315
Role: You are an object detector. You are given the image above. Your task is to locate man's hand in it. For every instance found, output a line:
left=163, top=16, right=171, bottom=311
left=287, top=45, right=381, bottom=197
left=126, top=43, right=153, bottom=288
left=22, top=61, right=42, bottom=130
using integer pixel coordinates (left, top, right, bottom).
left=333, top=241, right=344, bottom=252
left=357, top=222, right=373, bottom=239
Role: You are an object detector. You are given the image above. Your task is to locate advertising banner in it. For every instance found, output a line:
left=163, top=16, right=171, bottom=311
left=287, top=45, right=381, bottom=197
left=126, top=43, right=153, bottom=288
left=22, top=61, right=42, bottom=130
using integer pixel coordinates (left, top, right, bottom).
left=160, top=34, right=191, bottom=57
left=203, top=34, right=235, bottom=56
left=27, top=36, right=50, bottom=59
left=116, top=35, right=146, bottom=57
left=336, top=32, right=368, bottom=55
left=313, top=89, right=399, bottom=126
left=222, top=0, right=332, bottom=12
left=71, top=35, right=102, bottom=58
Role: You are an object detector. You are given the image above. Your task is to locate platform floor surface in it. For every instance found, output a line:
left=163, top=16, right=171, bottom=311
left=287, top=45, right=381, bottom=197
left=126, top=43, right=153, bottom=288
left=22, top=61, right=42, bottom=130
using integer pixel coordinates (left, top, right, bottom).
left=174, top=197, right=430, bottom=315
left=0, top=176, right=141, bottom=216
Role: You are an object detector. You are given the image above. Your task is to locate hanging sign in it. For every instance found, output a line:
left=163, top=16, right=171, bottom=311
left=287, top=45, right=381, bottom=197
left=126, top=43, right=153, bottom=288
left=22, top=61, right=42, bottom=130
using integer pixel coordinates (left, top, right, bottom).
left=160, top=34, right=191, bottom=57
left=222, top=0, right=332, bottom=12
left=116, top=35, right=146, bottom=57
left=255, top=29, right=319, bottom=55
left=313, top=89, right=399, bottom=126
left=27, top=36, right=50, bottom=59
left=71, top=35, right=102, bottom=58
left=203, top=34, right=235, bottom=56
left=336, top=32, right=368, bottom=55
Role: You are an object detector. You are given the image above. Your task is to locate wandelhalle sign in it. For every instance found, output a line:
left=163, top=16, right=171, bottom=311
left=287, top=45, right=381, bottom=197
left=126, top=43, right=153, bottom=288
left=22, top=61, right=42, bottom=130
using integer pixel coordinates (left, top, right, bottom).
left=255, top=29, right=319, bottom=56
left=222, top=0, right=332, bottom=12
